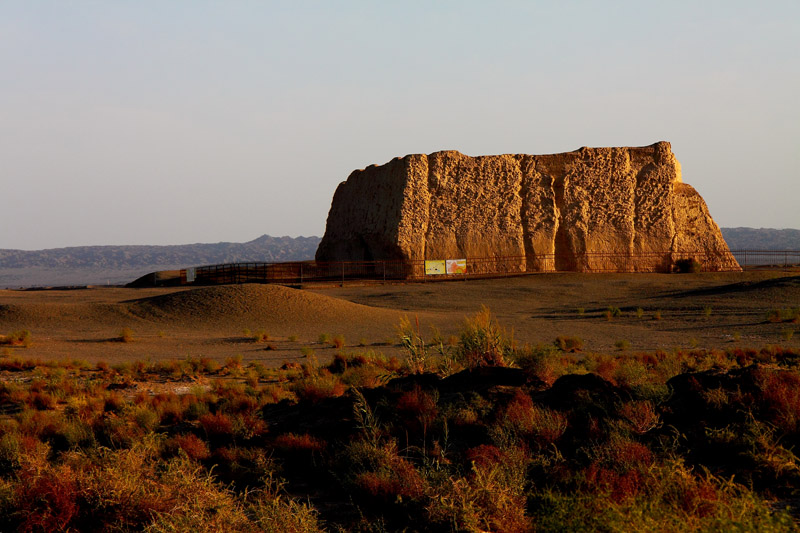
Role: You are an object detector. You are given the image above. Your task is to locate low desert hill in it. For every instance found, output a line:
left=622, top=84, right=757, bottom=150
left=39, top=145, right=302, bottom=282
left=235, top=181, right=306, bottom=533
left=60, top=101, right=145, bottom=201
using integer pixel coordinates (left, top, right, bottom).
left=0, top=235, right=321, bottom=288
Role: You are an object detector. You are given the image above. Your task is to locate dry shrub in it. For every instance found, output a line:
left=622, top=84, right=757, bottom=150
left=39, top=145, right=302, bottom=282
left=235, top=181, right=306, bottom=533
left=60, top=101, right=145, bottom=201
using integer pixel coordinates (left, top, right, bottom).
left=618, top=400, right=661, bottom=435
left=165, top=433, right=211, bottom=461
left=152, top=394, right=184, bottom=425
left=603, top=436, right=654, bottom=470
left=223, top=354, right=243, bottom=373
left=14, top=462, right=80, bottom=531
left=27, top=391, right=56, bottom=411
left=252, top=329, right=270, bottom=342
left=248, top=475, right=323, bottom=532
left=397, top=315, right=429, bottom=373
left=292, top=374, right=345, bottom=404
left=590, top=354, right=620, bottom=383
left=332, top=335, right=346, bottom=349
left=262, top=385, right=297, bottom=405
left=465, top=444, right=507, bottom=469
left=661, top=464, right=721, bottom=518
left=613, top=358, right=650, bottom=389
left=675, top=258, right=702, bottom=273
left=459, top=307, right=510, bottom=367
left=138, top=455, right=254, bottom=532
left=583, top=435, right=654, bottom=502
left=584, top=463, right=646, bottom=503
left=199, top=412, right=235, bottom=438
left=554, top=335, right=583, bottom=353
left=133, top=406, right=159, bottom=433
left=118, top=328, right=134, bottom=343
left=273, top=433, right=326, bottom=453
left=702, top=387, right=730, bottom=410
left=343, top=438, right=428, bottom=502
left=501, top=390, right=567, bottom=446
left=355, top=456, right=427, bottom=501
left=515, top=344, right=565, bottom=386
left=0, top=330, right=32, bottom=348
left=396, top=386, right=439, bottom=433
left=341, top=364, right=391, bottom=389
left=757, top=369, right=800, bottom=434
left=427, top=445, right=531, bottom=533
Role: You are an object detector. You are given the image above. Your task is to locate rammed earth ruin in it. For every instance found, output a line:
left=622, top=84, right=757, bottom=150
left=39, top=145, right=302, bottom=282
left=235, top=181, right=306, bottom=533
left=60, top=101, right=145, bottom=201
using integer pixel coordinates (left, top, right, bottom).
left=316, top=142, right=740, bottom=273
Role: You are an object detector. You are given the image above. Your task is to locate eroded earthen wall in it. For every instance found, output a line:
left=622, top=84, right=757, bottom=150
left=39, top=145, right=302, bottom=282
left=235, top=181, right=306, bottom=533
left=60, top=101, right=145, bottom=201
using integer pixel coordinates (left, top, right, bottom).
left=316, top=142, right=740, bottom=273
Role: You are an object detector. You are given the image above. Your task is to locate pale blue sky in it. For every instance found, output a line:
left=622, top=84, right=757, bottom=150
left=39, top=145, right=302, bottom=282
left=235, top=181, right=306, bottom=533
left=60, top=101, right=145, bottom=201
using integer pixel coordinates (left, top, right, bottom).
left=2, top=1, right=798, bottom=249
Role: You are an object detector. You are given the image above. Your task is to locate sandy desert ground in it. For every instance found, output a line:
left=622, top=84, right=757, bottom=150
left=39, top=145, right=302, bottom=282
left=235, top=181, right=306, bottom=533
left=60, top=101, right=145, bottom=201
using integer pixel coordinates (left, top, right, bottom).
left=0, top=271, right=798, bottom=367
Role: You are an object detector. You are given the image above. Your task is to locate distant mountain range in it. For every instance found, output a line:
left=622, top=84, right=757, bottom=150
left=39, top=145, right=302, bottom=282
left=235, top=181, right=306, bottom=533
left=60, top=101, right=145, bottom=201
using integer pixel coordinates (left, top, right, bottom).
left=0, top=235, right=321, bottom=288
left=720, top=227, right=800, bottom=250
left=1, top=228, right=798, bottom=288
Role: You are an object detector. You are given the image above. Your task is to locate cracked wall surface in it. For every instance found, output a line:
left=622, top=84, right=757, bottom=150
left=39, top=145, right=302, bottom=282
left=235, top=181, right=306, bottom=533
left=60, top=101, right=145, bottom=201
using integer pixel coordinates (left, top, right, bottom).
left=316, top=142, right=740, bottom=273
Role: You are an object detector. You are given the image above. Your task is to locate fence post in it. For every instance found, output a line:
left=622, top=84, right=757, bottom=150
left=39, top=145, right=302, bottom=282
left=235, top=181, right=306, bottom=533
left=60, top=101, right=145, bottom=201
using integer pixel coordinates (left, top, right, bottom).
left=341, top=262, right=345, bottom=287
left=383, top=262, right=386, bottom=284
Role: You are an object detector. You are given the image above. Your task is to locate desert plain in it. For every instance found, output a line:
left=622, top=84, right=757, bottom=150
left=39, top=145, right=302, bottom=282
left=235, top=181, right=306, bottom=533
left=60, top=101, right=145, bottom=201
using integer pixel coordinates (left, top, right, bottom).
left=1, top=270, right=797, bottom=366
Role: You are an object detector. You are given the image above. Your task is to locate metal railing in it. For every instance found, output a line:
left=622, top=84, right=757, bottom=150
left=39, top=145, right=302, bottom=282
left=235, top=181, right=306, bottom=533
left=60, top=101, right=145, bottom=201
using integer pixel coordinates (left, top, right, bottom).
left=170, top=250, right=799, bottom=287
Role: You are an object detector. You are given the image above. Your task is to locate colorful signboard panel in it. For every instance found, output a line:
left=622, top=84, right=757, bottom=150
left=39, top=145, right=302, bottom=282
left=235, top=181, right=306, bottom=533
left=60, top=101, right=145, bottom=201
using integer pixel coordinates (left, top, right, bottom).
left=424, top=260, right=446, bottom=275
left=446, top=259, right=467, bottom=274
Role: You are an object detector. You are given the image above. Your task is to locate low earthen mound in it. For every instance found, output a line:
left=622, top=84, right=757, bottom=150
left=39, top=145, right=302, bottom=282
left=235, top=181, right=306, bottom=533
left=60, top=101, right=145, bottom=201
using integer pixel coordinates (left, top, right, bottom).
left=127, top=284, right=402, bottom=329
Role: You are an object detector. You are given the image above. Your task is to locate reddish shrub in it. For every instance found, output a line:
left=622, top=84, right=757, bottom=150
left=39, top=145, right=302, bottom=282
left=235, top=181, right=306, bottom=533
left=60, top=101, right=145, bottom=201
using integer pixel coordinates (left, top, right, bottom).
left=635, top=352, right=659, bottom=367
left=28, top=391, right=56, bottom=410
left=166, top=433, right=210, bottom=461
left=758, top=369, right=800, bottom=434
left=103, top=393, right=125, bottom=413
left=396, top=386, right=438, bottom=430
left=328, top=353, right=349, bottom=374
left=385, top=356, right=402, bottom=372
left=618, top=401, right=661, bottom=434
left=466, top=444, right=508, bottom=468
left=229, top=395, right=259, bottom=414
left=355, top=457, right=426, bottom=500
left=606, top=438, right=654, bottom=470
left=502, top=390, right=567, bottom=446
left=213, top=446, right=239, bottom=464
left=199, top=412, right=234, bottom=438
left=273, top=432, right=326, bottom=453
left=594, top=357, right=620, bottom=383
left=15, top=464, right=80, bottom=532
left=262, top=384, right=296, bottom=404
left=237, top=413, right=267, bottom=439
left=729, top=348, right=752, bottom=367
left=672, top=477, right=719, bottom=517
left=156, top=401, right=184, bottom=425
left=585, top=463, right=645, bottom=502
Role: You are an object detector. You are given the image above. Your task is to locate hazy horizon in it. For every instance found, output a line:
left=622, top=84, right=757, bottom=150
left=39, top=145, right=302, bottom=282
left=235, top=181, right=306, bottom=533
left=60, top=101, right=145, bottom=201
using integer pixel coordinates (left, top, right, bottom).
left=2, top=2, right=798, bottom=250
